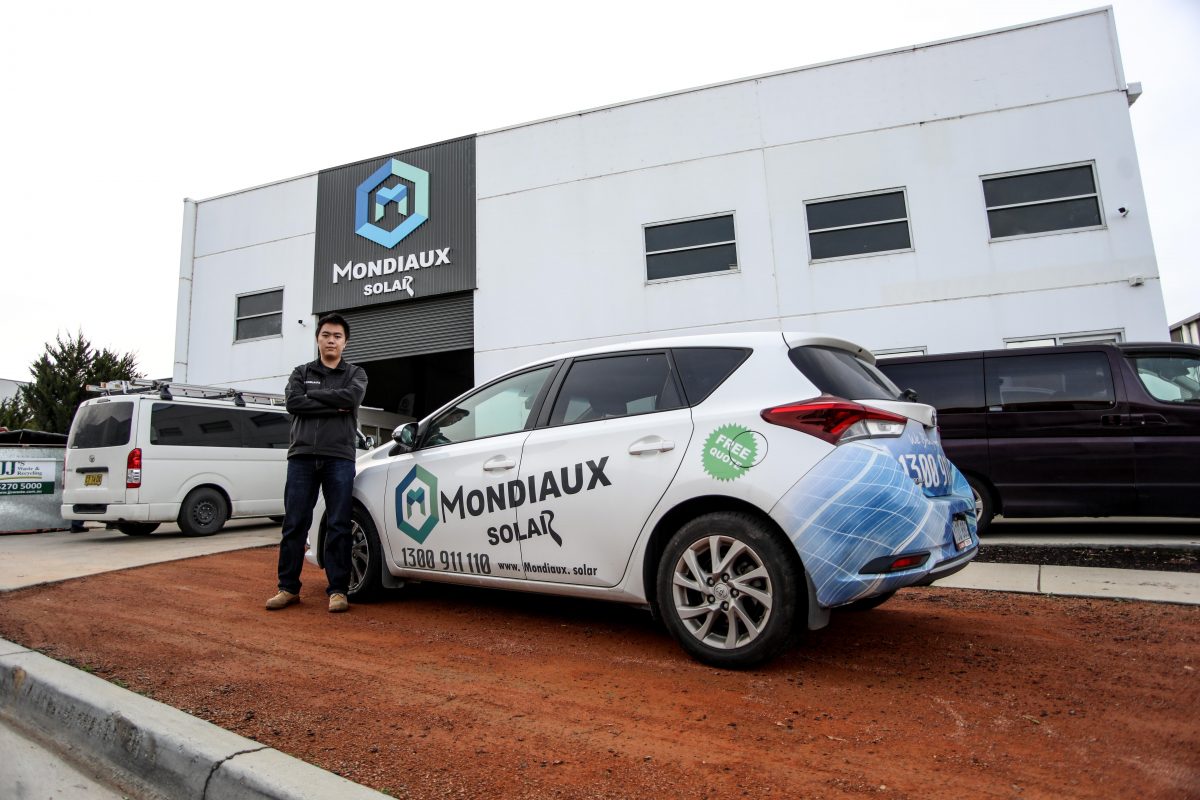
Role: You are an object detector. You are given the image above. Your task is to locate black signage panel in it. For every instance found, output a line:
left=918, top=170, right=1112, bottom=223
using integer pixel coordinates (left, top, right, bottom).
left=313, top=136, right=476, bottom=313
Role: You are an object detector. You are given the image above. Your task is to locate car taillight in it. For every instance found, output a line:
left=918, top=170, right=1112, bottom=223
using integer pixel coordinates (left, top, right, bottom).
left=62, top=450, right=68, bottom=489
left=126, top=448, right=142, bottom=489
left=761, top=398, right=907, bottom=444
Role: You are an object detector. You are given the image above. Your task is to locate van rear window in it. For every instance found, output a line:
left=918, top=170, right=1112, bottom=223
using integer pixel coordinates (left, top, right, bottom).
left=69, top=402, right=133, bottom=449
left=788, top=346, right=900, bottom=401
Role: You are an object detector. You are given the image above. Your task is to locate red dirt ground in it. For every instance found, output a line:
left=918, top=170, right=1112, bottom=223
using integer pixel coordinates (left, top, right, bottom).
left=1, top=546, right=1197, bottom=799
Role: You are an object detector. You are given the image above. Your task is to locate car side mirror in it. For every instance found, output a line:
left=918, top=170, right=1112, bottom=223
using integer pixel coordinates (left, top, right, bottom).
left=392, top=422, right=419, bottom=453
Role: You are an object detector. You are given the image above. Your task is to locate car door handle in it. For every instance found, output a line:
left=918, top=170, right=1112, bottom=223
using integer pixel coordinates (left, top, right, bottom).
left=1130, top=413, right=1168, bottom=426
left=482, top=456, right=517, bottom=472
left=628, top=438, right=675, bottom=455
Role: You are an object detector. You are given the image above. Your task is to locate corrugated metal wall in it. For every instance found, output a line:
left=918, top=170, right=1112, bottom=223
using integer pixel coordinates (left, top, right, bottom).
left=340, top=293, right=473, bottom=363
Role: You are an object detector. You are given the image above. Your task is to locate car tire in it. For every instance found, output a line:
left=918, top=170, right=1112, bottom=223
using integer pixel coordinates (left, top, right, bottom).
left=965, top=474, right=995, bottom=536
left=656, top=511, right=800, bottom=669
left=178, top=487, right=228, bottom=536
left=347, top=507, right=383, bottom=602
left=115, top=522, right=160, bottom=536
left=841, top=590, right=896, bottom=611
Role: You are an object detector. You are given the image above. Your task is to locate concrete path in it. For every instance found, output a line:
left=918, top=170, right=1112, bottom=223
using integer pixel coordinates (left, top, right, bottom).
left=0, top=520, right=279, bottom=591
left=935, top=561, right=1200, bottom=604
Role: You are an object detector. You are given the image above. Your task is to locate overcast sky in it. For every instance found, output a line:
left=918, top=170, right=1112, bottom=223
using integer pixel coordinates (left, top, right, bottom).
left=2, top=0, right=1196, bottom=381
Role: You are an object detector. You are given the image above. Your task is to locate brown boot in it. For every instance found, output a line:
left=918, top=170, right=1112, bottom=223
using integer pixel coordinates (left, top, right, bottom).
left=265, top=590, right=299, bottom=610
left=328, top=593, right=349, bottom=613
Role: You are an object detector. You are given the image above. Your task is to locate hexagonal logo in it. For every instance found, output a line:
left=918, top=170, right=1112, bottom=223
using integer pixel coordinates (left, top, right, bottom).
left=395, top=464, right=439, bottom=543
left=354, top=158, right=430, bottom=248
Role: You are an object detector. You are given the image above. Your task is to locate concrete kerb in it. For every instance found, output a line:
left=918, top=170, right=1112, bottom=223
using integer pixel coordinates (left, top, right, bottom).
left=0, top=638, right=388, bottom=800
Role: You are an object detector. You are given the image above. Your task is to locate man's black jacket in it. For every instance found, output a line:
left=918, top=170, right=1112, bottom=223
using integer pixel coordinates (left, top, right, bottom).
left=284, top=359, right=368, bottom=461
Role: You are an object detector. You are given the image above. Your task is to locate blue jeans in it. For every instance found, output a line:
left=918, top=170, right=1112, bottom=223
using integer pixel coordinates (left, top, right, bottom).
left=277, top=455, right=356, bottom=596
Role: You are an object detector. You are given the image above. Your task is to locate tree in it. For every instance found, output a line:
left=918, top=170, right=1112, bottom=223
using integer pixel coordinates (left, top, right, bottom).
left=0, top=394, right=29, bottom=430
left=17, top=332, right=141, bottom=434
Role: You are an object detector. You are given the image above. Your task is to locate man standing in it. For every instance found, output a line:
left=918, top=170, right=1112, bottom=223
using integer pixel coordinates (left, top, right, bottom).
left=266, top=313, right=367, bottom=613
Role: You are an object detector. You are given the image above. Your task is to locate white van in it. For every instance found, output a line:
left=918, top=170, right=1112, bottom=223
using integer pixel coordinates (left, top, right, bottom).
left=62, top=387, right=291, bottom=535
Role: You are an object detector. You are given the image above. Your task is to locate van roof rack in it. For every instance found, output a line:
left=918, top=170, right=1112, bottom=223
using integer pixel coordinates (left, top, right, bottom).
left=85, top=379, right=286, bottom=407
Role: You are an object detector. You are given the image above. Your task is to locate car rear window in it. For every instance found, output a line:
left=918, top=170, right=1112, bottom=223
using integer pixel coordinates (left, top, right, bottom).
left=672, top=348, right=750, bottom=405
left=878, top=359, right=986, bottom=413
left=788, top=346, right=900, bottom=401
left=69, top=401, right=133, bottom=449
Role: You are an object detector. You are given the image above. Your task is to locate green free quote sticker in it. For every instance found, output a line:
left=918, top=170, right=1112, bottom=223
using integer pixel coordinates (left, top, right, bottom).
left=702, top=424, right=766, bottom=481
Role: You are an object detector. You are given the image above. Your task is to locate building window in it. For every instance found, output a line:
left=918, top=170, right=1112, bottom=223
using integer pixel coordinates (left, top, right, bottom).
left=982, top=163, right=1103, bottom=239
left=874, top=347, right=928, bottom=361
left=644, top=214, right=737, bottom=281
left=805, top=189, right=912, bottom=261
left=235, top=289, right=283, bottom=341
left=1004, top=330, right=1123, bottom=349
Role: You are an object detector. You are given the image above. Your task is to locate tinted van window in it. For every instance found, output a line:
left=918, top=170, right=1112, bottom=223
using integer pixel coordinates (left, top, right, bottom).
left=788, top=346, right=900, bottom=401
left=244, top=411, right=291, bottom=448
left=986, top=353, right=1115, bottom=411
left=150, top=403, right=287, bottom=448
left=879, top=360, right=985, bottom=413
left=672, top=348, right=750, bottom=405
left=550, top=353, right=683, bottom=426
left=69, top=401, right=133, bottom=448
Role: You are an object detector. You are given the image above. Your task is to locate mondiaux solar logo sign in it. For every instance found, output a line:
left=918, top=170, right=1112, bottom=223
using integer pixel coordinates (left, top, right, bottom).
left=312, top=137, right=476, bottom=313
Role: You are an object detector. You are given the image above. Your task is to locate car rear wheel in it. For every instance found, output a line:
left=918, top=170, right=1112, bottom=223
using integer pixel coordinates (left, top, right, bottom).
left=656, top=512, right=799, bottom=669
left=178, top=487, right=228, bottom=536
left=347, top=508, right=383, bottom=601
left=966, top=475, right=994, bottom=536
left=115, top=522, right=160, bottom=536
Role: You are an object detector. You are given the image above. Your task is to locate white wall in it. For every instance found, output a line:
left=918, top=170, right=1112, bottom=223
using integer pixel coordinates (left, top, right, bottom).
left=176, top=176, right=319, bottom=392
left=473, top=8, right=1167, bottom=377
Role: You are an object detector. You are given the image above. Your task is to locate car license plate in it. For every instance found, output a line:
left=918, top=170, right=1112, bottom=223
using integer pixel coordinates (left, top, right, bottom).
left=84, top=474, right=102, bottom=487
left=952, top=517, right=971, bottom=551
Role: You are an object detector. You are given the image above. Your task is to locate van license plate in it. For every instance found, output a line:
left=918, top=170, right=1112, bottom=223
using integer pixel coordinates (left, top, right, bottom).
left=84, top=474, right=102, bottom=487
left=952, top=518, right=971, bottom=551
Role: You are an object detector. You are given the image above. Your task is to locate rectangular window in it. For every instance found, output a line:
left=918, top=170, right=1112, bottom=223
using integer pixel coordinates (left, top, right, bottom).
left=805, top=189, right=912, bottom=261
left=1005, top=330, right=1124, bottom=349
left=644, top=214, right=737, bottom=281
left=69, top=401, right=134, bottom=449
left=878, top=359, right=986, bottom=414
left=149, top=403, right=287, bottom=448
left=235, top=289, right=283, bottom=341
left=548, top=353, right=684, bottom=426
left=982, top=163, right=1102, bottom=239
left=985, top=353, right=1115, bottom=411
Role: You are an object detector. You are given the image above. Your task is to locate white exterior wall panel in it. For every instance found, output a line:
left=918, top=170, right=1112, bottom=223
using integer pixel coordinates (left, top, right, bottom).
left=179, top=176, right=318, bottom=391
left=176, top=8, right=1169, bottom=392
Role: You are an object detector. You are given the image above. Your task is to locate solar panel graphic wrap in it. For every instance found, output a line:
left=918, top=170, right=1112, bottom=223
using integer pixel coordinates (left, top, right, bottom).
left=772, top=429, right=975, bottom=608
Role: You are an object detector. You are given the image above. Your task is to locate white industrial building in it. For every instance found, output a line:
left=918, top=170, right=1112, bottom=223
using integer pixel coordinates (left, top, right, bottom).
left=174, top=8, right=1169, bottom=425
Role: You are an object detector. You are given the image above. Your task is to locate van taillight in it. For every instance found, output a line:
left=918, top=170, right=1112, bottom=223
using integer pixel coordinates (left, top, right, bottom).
left=761, top=398, right=907, bottom=444
left=62, top=450, right=69, bottom=489
left=126, top=448, right=142, bottom=489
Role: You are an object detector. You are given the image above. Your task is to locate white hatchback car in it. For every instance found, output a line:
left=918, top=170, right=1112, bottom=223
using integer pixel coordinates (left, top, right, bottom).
left=307, top=332, right=978, bottom=667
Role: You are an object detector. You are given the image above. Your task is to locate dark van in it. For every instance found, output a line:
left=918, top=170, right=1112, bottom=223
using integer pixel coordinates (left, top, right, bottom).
left=878, top=343, right=1200, bottom=532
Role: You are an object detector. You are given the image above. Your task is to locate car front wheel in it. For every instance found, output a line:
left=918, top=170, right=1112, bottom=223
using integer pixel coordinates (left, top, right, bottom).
left=656, top=512, right=800, bottom=669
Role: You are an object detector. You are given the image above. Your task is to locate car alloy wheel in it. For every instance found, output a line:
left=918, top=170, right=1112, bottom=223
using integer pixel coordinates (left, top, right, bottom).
left=657, top=512, right=799, bottom=668
left=671, top=535, right=774, bottom=650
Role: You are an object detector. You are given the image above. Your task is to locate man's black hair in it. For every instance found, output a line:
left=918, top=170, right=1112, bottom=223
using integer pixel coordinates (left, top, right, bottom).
left=316, top=313, right=350, bottom=340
